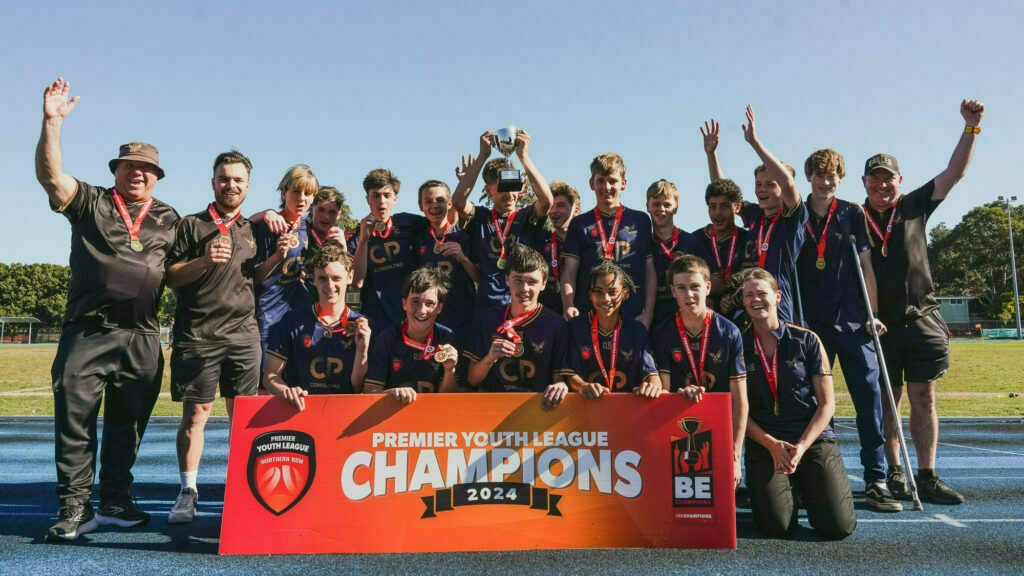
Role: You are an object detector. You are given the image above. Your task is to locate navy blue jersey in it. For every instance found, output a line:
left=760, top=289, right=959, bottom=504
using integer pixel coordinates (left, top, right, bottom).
left=266, top=306, right=370, bottom=395
left=561, top=314, right=657, bottom=392
left=797, top=197, right=872, bottom=333
left=651, top=227, right=706, bottom=324
left=742, top=323, right=833, bottom=444
left=359, top=212, right=428, bottom=329
left=563, top=206, right=654, bottom=319
left=465, top=306, right=567, bottom=392
left=538, top=231, right=565, bottom=314
left=692, top=225, right=750, bottom=283
left=467, top=206, right=546, bottom=310
left=412, top=225, right=476, bottom=344
left=364, top=322, right=456, bottom=393
left=254, top=216, right=313, bottom=339
left=740, top=202, right=809, bottom=325
left=651, top=311, right=746, bottom=393
left=863, top=180, right=942, bottom=324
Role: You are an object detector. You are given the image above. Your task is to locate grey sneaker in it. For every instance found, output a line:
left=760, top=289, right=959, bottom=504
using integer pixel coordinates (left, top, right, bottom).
left=168, top=488, right=198, bottom=524
left=865, top=481, right=903, bottom=512
left=96, top=496, right=150, bottom=528
left=46, top=500, right=98, bottom=541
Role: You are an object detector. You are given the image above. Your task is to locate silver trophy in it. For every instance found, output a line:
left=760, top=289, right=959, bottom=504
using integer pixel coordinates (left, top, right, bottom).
left=492, top=126, right=523, bottom=193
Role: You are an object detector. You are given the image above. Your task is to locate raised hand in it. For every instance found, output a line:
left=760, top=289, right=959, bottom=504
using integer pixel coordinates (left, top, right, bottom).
left=455, top=154, right=475, bottom=183
left=700, top=119, right=720, bottom=154
left=741, top=105, right=758, bottom=144
left=43, top=78, right=80, bottom=120
left=961, top=99, right=985, bottom=125
left=514, top=129, right=531, bottom=158
left=479, top=130, right=495, bottom=159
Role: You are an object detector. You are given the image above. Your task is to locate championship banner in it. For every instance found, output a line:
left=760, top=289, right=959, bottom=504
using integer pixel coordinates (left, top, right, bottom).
left=220, top=393, right=736, bottom=554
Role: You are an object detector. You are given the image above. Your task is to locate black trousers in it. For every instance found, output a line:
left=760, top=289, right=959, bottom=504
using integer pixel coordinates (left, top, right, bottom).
left=745, top=437, right=857, bottom=540
left=51, top=322, right=163, bottom=503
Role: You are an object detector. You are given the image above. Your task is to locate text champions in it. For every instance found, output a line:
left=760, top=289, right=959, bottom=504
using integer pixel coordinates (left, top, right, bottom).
left=340, top=430, right=643, bottom=500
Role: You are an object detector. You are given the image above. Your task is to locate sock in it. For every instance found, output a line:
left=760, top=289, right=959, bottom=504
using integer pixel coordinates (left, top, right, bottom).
left=181, top=470, right=198, bottom=492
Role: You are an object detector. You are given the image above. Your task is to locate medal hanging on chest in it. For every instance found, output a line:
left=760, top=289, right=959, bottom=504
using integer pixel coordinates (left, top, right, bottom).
left=207, top=203, right=240, bottom=249
left=590, top=313, right=620, bottom=390
left=710, top=227, right=738, bottom=283
left=112, top=190, right=153, bottom=253
left=492, top=210, right=517, bottom=270
left=594, top=206, right=624, bottom=261
left=401, top=321, right=437, bottom=361
left=753, top=333, right=780, bottom=416
left=676, top=310, right=712, bottom=389
left=496, top=305, right=534, bottom=357
left=865, top=196, right=901, bottom=258
left=806, top=198, right=837, bottom=270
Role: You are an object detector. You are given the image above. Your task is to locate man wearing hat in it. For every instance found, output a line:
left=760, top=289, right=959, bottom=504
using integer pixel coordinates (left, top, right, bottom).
left=862, top=99, right=985, bottom=505
left=35, top=78, right=179, bottom=540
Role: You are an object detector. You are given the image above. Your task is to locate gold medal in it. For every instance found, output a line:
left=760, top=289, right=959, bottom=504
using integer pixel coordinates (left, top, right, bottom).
left=513, top=342, right=524, bottom=357
left=343, top=321, right=359, bottom=336
left=497, top=257, right=507, bottom=270
left=434, top=349, right=449, bottom=363
left=130, top=240, right=143, bottom=252
left=374, top=221, right=387, bottom=233
left=815, top=257, right=825, bottom=270
left=433, top=244, right=443, bottom=254
left=220, top=234, right=231, bottom=247
left=881, top=245, right=888, bottom=257
left=288, top=233, right=300, bottom=248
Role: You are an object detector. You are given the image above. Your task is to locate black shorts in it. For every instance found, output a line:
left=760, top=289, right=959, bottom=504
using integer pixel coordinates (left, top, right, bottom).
left=879, top=309, right=950, bottom=387
left=170, top=340, right=261, bottom=403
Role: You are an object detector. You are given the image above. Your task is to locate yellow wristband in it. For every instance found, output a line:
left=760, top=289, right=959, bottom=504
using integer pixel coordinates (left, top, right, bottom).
left=965, top=125, right=980, bottom=134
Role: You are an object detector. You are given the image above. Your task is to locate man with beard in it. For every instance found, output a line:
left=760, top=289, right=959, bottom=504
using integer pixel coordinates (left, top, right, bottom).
left=164, top=150, right=261, bottom=524
left=37, top=78, right=179, bottom=540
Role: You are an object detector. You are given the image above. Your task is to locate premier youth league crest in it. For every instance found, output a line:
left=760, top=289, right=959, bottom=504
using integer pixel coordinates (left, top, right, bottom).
left=247, top=431, right=316, bottom=516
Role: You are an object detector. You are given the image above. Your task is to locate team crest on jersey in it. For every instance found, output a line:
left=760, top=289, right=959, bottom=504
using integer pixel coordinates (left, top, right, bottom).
left=303, top=336, right=313, bottom=348
left=673, top=351, right=683, bottom=363
left=247, top=431, right=316, bottom=516
left=708, top=350, right=722, bottom=364
left=581, top=348, right=591, bottom=360
left=530, top=340, right=546, bottom=354
left=622, top=349, right=634, bottom=362
left=590, top=227, right=599, bottom=236
left=393, top=360, right=402, bottom=372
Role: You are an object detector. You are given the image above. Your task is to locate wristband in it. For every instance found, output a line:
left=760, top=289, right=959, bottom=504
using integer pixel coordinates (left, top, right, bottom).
left=965, top=125, right=981, bottom=134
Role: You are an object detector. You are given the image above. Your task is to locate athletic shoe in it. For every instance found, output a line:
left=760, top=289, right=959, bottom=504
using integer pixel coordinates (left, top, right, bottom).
left=96, top=496, right=150, bottom=528
left=46, top=500, right=98, bottom=541
left=168, top=488, right=198, bottom=524
left=916, top=473, right=965, bottom=505
left=865, top=481, right=903, bottom=512
left=887, top=465, right=911, bottom=501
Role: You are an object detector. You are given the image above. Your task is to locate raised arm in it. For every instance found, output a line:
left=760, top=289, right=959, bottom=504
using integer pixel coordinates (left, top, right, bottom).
left=515, top=129, right=553, bottom=218
left=36, top=78, right=80, bottom=208
left=451, top=131, right=493, bottom=221
left=742, top=106, right=800, bottom=210
left=700, top=119, right=724, bottom=182
left=932, top=99, right=985, bottom=201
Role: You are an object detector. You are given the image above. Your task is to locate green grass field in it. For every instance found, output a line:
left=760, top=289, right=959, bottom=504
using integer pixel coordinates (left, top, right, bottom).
left=1, top=342, right=1022, bottom=418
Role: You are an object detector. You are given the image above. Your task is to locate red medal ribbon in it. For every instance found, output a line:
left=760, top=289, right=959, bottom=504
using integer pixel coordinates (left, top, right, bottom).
left=372, top=217, right=393, bottom=238
left=207, top=203, right=240, bottom=236
left=676, top=310, right=712, bottom=387
left=111, top=189, right=153, bottom=246
left=590, top=312, right=620, bottom=390
left=594, top=206, right=624, bottom=260
left=401, top=321, right=436, bottom=360
left=315, top=303, right=351, bottom=335
left=309, top=227, right=325, bottom=247
left=491, top=209, right=517, bottom=263
left=550, top=232, right=560, bottom=281
left=865, top=195, right=901, bottom=253
left=709, top=226, right=738, bottom=282
left=430, top=224, right=450, bottom=248
left=657, top=227, right=679, bottom=259
left=497, top=305, right=534, bottom=345
left=753, top=332, right=780, bottom=412
left=805, top=197, right=837, bottom=264
left=757, top=211, right=782, bottom=268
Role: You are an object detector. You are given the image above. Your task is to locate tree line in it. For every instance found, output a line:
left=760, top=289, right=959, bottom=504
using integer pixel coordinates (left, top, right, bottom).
left=3, top=201, right=1021, bottom=330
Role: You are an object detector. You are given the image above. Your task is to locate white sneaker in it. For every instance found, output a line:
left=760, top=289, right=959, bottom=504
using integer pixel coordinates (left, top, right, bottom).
left=168, top=488, right=198, bottom=524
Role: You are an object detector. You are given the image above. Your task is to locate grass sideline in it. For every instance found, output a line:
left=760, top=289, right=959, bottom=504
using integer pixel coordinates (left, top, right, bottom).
left=1, top=342, right=1022, bottom=417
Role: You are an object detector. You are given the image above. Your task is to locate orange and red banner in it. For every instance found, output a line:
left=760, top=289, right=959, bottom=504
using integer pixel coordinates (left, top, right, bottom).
left=220, top=393, right=736, bottom=554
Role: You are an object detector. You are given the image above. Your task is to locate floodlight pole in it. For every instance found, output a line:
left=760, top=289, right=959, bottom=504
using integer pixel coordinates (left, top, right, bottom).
left=999, top=196, right=1022, bottom=340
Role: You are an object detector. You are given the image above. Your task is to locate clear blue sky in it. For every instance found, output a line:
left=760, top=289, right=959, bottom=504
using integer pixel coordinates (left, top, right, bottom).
left=3, top=0, right=1021, bottom=265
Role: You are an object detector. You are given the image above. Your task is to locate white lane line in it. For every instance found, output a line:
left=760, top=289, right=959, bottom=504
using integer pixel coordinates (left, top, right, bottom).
left=934, top=514, right=968, bottom=528
left=855, top=518, right=1024, bottom=524
left=934, top=441, right=1024, bottom=457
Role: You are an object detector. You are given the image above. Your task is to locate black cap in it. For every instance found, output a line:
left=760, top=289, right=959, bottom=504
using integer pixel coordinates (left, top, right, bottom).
left=863, top=153, right=899, bottom=177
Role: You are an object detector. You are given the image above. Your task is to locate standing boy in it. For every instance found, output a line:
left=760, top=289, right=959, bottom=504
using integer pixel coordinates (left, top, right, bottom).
left=646, top=179, right=704, bottom=323
left=538, top=181, right=580, bottom=314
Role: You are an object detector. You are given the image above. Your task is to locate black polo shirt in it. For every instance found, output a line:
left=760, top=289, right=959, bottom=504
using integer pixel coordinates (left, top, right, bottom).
left=51, top=180, right=179, bottom=333
left=863, top=180, right=941, bottom=325
left=166, top=207, right=260, bottom=344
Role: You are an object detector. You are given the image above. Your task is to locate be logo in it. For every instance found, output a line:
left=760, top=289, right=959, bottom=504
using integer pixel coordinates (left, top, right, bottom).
left=671, top=417, right=714, bottom=507
left=247, top=431, right=316, bottom=515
